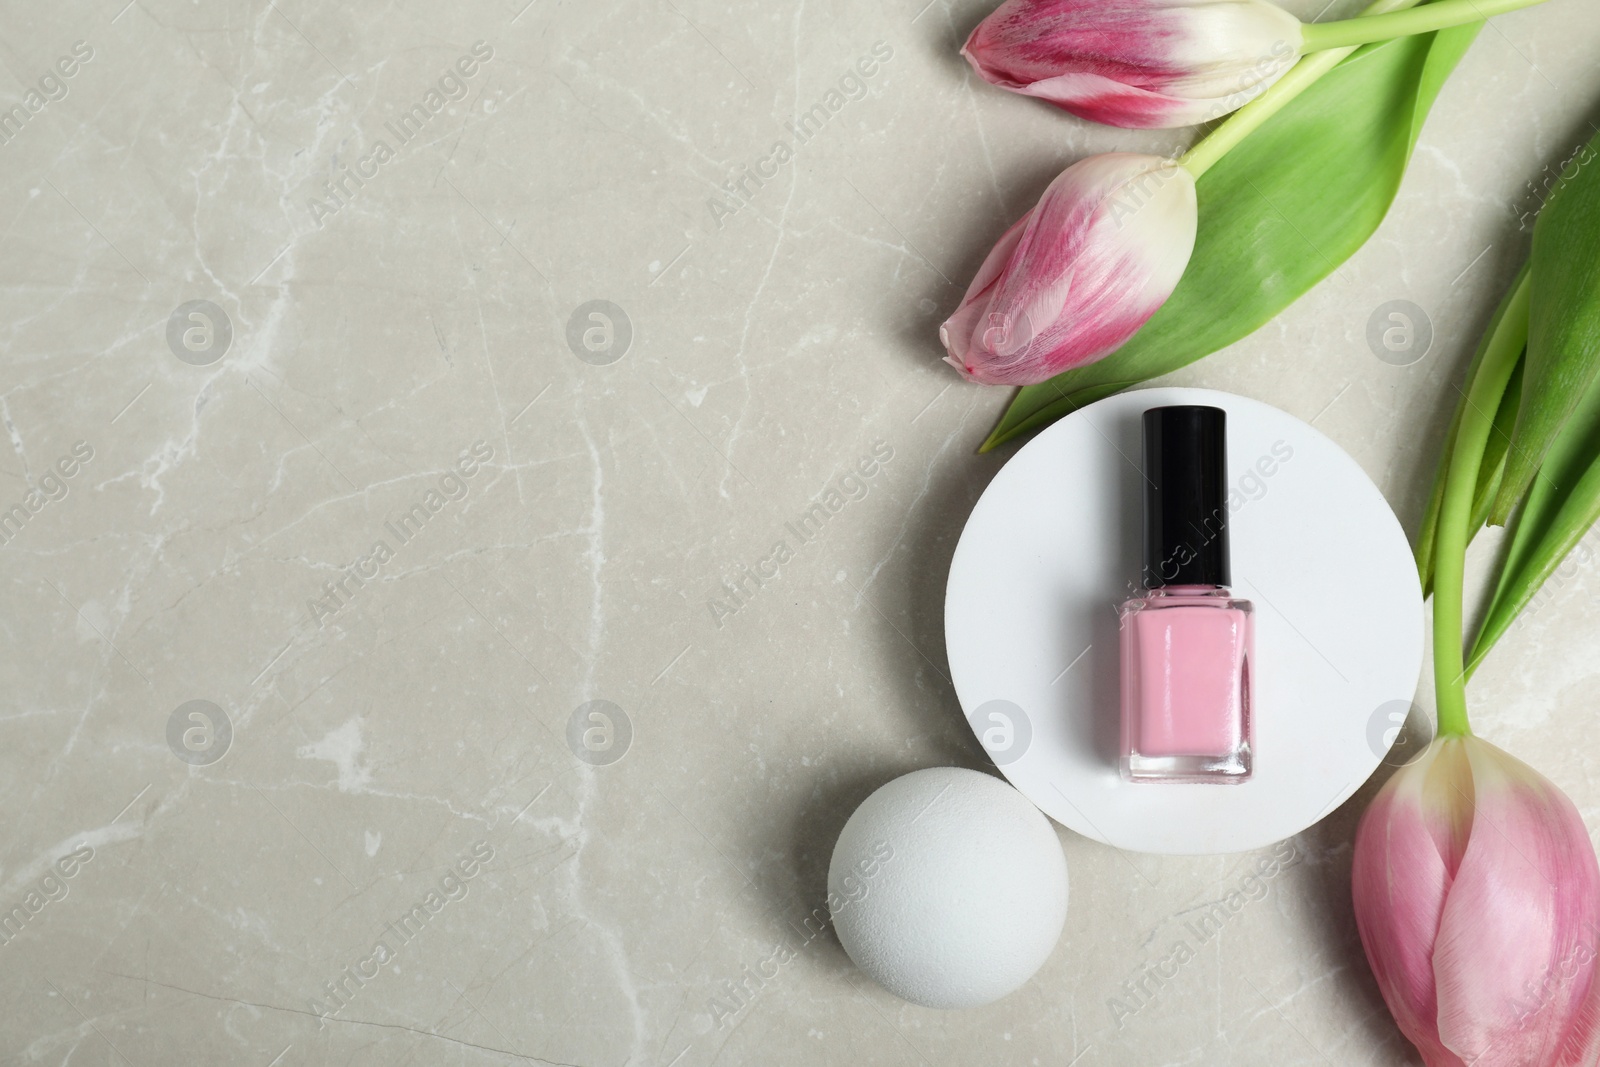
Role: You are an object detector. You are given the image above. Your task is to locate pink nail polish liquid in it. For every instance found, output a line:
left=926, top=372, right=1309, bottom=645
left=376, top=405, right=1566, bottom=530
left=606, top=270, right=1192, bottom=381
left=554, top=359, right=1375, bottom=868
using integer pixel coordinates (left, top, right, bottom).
left=1119, top=406, right=1254, bottom=784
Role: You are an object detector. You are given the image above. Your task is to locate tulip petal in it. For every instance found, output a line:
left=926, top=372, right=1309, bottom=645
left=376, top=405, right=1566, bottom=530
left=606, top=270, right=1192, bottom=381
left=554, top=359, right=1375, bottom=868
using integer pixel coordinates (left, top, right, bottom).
left=962, top=0, right=1303, bottom=129
left=941, top=212, right=1032, bottom=380
left=1353, top=741, right=1464, bottom=1067
left=1003, top=70, right=1261, bottom=129
left=1431, top=740, right=1600, bottom=1066
left=941, top=153, right=1197, bottom=386
left=1353, top=736, right=1600, bottom=1067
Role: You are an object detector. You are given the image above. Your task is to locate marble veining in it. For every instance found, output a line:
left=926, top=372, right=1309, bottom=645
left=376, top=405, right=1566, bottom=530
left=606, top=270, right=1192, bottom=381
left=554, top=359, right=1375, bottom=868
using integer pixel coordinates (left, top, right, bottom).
left=1, top=0, right=1596, bottom=1063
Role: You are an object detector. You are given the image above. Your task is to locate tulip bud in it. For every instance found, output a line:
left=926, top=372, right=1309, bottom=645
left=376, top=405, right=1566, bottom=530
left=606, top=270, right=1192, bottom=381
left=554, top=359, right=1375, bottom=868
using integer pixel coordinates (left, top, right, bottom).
left=940, top=153, right=1196, bottom=386
left=1352, top=735, right=1600, bottom=1066
left=962, top=0, right=1303, bottom=129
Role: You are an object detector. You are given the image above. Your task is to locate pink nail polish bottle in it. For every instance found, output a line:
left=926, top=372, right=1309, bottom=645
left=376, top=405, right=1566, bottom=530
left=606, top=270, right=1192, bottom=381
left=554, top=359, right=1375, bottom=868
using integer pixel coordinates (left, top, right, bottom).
left=1119, top=406, right=1254, bottom=784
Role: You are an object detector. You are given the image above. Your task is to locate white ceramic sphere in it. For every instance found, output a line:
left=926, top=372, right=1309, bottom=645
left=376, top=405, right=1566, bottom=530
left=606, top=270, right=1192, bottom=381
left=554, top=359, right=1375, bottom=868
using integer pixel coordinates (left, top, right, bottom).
left=828, top=767, right=1069, bottom=1008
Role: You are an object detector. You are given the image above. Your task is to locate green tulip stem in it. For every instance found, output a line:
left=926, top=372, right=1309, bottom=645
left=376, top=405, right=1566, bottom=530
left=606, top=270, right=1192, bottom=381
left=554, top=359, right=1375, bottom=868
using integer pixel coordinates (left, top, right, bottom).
left=1180, top=0, right=1421, bottom=179
left=1301, top=0, right=1545, bottom=52
left=1433, top=269, right=1533, bottom=737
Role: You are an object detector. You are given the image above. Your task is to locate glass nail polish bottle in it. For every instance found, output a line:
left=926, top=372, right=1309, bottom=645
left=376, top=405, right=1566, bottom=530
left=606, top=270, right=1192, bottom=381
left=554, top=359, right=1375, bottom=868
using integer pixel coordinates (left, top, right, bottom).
left=1119, top=405, right=1254, bottom=784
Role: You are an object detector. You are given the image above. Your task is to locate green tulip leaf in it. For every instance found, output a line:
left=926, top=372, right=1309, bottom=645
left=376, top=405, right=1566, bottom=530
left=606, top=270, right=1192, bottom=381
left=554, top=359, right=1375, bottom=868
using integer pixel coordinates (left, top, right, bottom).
left=980, top=21, right=1482, bottom=453
left=1470, top=311, right=1600, bottom=670
left=1489, top=127, right=1600, bottom=522
left=1463, top=125, right=1600, bottom=672
left=1472, top=358, right=1523, bottom=530
left=1469, top=458, right=1600, bottom=675
left=1415, top=262, right=1530, bottom=596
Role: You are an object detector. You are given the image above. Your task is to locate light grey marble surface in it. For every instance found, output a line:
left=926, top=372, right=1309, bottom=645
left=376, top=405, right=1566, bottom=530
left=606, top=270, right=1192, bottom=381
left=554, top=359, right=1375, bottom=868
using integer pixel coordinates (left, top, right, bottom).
left=2, top=0, right=1597, bottom=1063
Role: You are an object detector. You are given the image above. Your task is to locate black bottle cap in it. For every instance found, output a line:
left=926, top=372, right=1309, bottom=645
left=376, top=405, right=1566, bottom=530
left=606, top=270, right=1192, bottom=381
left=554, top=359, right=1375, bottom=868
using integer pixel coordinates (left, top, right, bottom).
left=1141, top=405, right=1230, bottom=588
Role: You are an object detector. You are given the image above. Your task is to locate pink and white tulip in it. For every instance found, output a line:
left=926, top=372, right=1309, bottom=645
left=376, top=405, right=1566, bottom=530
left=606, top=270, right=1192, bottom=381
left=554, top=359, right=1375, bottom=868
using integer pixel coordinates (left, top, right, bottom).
left=962, top=0, right=1302, bottom=129
left=1352, top=735, right=1600, bottom=1067
left=940, top=152, right=1196, bottom=386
